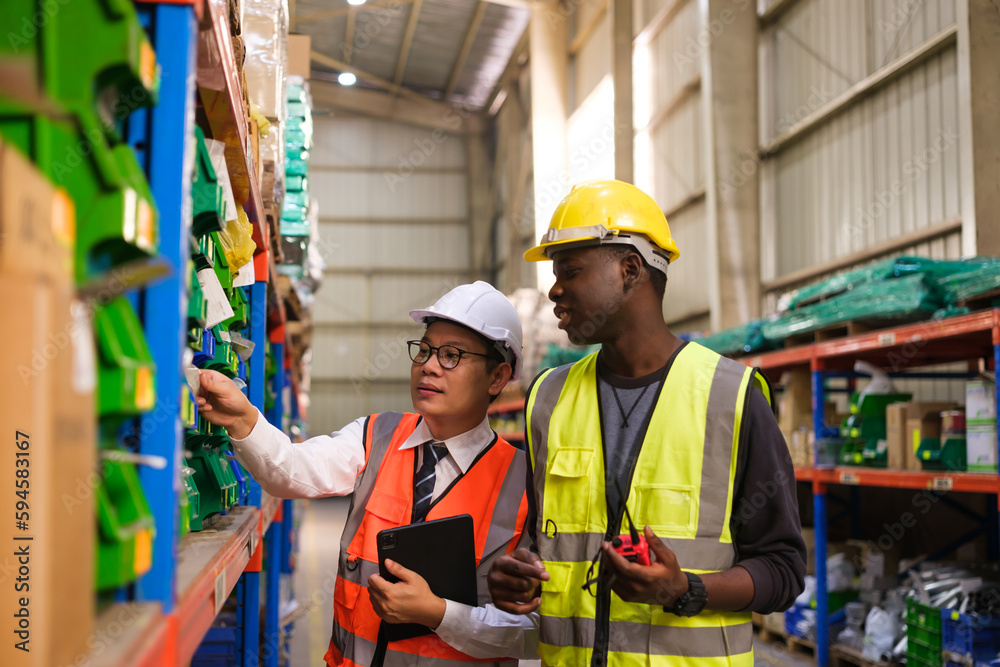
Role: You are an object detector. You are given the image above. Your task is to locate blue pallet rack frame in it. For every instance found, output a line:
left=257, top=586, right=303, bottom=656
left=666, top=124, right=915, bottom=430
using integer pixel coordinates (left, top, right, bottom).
left=135, top=0, right=197, bottom=612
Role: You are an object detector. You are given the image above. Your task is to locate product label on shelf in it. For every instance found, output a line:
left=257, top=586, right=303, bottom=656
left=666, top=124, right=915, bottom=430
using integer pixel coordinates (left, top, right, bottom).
left=877, top=333, right=896, bottom=347
left=839, top=471, right=860, bottom=485
left=232, top=259, right=255, bottom=287
left=215, top=570, right=226, bottom=615
left=931, top=477, right=953, bottom=491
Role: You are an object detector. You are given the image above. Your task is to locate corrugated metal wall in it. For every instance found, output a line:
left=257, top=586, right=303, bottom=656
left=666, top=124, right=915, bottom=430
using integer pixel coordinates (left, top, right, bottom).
left=309, top=116, right=471, bottom=437
left=573, top=3, right=611, bottom=111
left=633, top=0, right=710, bottom=326
left=760, top=0, right=962, bottom=287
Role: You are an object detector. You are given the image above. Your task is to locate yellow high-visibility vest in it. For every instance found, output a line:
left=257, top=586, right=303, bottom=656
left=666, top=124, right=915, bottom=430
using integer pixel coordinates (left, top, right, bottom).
left=525, top=343, right=771, bottom=667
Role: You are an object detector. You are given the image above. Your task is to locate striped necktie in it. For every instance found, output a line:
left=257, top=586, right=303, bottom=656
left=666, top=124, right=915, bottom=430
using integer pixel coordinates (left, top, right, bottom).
left=413, top=440, right=448, bottom=522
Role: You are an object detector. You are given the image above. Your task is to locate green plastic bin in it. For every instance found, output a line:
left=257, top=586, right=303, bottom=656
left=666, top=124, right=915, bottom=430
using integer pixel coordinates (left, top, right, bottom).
left=95, top=456, right=155, bottom=591
left=94, top=296, right=156, bottom=419
left=0, top=0, right=159, bottom=141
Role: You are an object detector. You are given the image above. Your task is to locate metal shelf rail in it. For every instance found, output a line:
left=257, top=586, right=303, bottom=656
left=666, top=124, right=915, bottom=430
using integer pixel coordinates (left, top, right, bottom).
left=746, top=309, right=1000, bottom=667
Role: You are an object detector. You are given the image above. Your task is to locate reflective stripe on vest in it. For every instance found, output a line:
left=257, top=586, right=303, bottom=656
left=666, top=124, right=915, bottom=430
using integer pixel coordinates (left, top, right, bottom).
left=525, top=344, right=768, bottom=667
left=325, top=412, right=528, bottom=667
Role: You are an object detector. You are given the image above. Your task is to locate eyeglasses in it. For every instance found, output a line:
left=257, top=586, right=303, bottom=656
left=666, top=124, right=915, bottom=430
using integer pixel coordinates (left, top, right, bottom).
left=407, top=340, right=490, bottom=370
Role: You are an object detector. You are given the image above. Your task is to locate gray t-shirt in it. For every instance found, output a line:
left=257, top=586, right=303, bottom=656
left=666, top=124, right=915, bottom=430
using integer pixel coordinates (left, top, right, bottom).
left=598, top=358, right=665, bottom=523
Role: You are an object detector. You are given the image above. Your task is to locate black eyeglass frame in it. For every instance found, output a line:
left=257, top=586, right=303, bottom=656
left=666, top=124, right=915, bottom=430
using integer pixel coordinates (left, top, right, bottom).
left=407, top=340, right=492, bottom=370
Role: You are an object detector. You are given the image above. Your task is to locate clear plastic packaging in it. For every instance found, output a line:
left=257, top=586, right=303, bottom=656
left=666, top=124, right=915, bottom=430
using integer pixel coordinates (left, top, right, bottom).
left=242, top=0, right=288, bottom=120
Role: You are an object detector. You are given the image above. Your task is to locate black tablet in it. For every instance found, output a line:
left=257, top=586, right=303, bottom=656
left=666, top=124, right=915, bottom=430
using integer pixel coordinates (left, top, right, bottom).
left=376, top=514, right=478, bottom=641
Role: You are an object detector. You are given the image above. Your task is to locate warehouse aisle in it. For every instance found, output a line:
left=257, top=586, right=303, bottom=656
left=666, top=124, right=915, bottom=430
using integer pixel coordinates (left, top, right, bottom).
left=289, top=497, right=350, bottom=667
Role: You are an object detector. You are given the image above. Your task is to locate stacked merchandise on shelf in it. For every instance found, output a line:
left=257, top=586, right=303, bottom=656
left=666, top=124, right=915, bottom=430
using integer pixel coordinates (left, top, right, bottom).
left=185, top=126, right=257, bottom=534
left=822, top=562, right=1000, bottom=667
left=701, top=257, right=1000, bottom=357
left=278, top=76, right=316, bottom=280
left=244, top=0, right=289, bottom=255
left=0, top=0, right=161, bottom=660
left=277, top=76, right=322, bottom=415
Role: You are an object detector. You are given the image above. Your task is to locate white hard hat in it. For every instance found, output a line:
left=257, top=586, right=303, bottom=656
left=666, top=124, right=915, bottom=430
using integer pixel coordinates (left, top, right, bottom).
left=409, top=281, right=524, bottom=380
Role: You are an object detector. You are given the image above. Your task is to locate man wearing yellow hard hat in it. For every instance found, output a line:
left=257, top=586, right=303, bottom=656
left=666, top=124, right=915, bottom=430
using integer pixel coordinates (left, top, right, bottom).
left=488, top=180, right=806, bottom=667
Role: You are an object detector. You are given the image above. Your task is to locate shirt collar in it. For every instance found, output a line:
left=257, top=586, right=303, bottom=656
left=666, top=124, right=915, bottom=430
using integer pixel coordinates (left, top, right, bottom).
left=398, top=416, right=496, bottom=474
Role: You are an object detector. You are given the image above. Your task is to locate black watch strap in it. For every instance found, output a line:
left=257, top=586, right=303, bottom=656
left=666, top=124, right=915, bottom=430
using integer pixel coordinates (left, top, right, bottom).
left=667, top=572, right=707, bottom=617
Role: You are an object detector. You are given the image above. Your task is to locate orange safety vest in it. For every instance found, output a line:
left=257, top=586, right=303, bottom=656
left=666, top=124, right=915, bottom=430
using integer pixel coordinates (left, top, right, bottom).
left=325, top=412, right=530, bottom=667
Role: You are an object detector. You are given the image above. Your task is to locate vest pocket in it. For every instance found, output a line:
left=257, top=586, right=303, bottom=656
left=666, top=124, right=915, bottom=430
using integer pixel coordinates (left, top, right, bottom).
left=365, top=487, right=409, bottom=524
left=546, top=448, right=593, bottom=531
left=634, top=484, right=696, bottom=537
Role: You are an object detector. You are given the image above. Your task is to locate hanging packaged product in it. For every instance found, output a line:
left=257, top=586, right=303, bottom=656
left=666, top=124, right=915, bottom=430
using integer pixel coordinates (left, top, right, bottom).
left=95, top=451, right=156, bottom=591
left=216, top=207, right=257, bottom=272
left=0, top=0, right=160, bottom=142
left=94, top=296, right=157, bottom=419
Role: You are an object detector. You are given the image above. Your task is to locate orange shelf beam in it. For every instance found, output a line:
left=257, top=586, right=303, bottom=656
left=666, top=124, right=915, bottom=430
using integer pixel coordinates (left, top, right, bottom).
left=488, top=399, right=525, bottom=416
left=174, top=506, right=259, bottom=665
left=806, top=467, right=1000, bottom=494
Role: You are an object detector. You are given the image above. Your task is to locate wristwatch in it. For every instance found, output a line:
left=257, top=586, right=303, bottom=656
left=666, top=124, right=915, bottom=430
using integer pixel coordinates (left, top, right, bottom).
left=667, top=572, right=707, bottom=617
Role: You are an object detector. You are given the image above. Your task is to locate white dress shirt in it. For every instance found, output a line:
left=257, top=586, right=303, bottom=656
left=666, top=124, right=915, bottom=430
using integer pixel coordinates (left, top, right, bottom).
left=230, top=409, right=539, bottom=660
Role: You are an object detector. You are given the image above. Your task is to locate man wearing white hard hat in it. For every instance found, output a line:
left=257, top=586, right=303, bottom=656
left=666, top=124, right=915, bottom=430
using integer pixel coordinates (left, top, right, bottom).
left=196, top=281, right=538, bottom=667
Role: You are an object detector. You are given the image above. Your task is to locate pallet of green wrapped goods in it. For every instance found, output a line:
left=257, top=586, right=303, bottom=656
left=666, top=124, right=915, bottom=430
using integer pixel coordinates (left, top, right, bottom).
left=936, top=258, right=1000, bottom=310
left=697, top=319, right=771, bottom=357
left=763, top=274, right=947, bottom=346
left=782, top=256, right=994, bottom=311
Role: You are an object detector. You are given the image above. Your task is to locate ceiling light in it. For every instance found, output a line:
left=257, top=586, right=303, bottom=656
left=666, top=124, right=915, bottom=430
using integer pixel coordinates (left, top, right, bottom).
left=338, top=72, right=357, bottom=86
left=347, top=0, right=366, bottom=5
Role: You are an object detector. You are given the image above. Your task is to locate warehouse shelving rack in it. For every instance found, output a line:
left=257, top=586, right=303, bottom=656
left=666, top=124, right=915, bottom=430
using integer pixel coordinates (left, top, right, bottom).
left=745, top=308, right=1000, bottom=667
left=76, top=1, right=296, bottom=665
left=488, top=399, right=527, bottom=445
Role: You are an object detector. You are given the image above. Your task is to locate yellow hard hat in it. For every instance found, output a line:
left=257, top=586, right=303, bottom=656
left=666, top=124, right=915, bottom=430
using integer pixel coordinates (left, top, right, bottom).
left=524, top=180, right=680, bottom=270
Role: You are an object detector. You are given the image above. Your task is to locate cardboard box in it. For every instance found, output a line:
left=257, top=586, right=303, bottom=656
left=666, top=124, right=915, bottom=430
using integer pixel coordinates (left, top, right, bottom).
left=0, top=139, right=74, bottom=280
left=0, top=276, right=95, bottom=667
left=886, top=402, right=909, bottom=470
left=966, top=379, right=996, bottom=423
left=967, top=423, right=998, bottom=473
left=0, top=147, right=92, bottom=666
left=779, top=369, right=813, bottom=433
left=288, top=34, right=312, bottom=78
left=801, top=528, right=815, bottom=575
left=903, top=402, right=958, bottom=471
